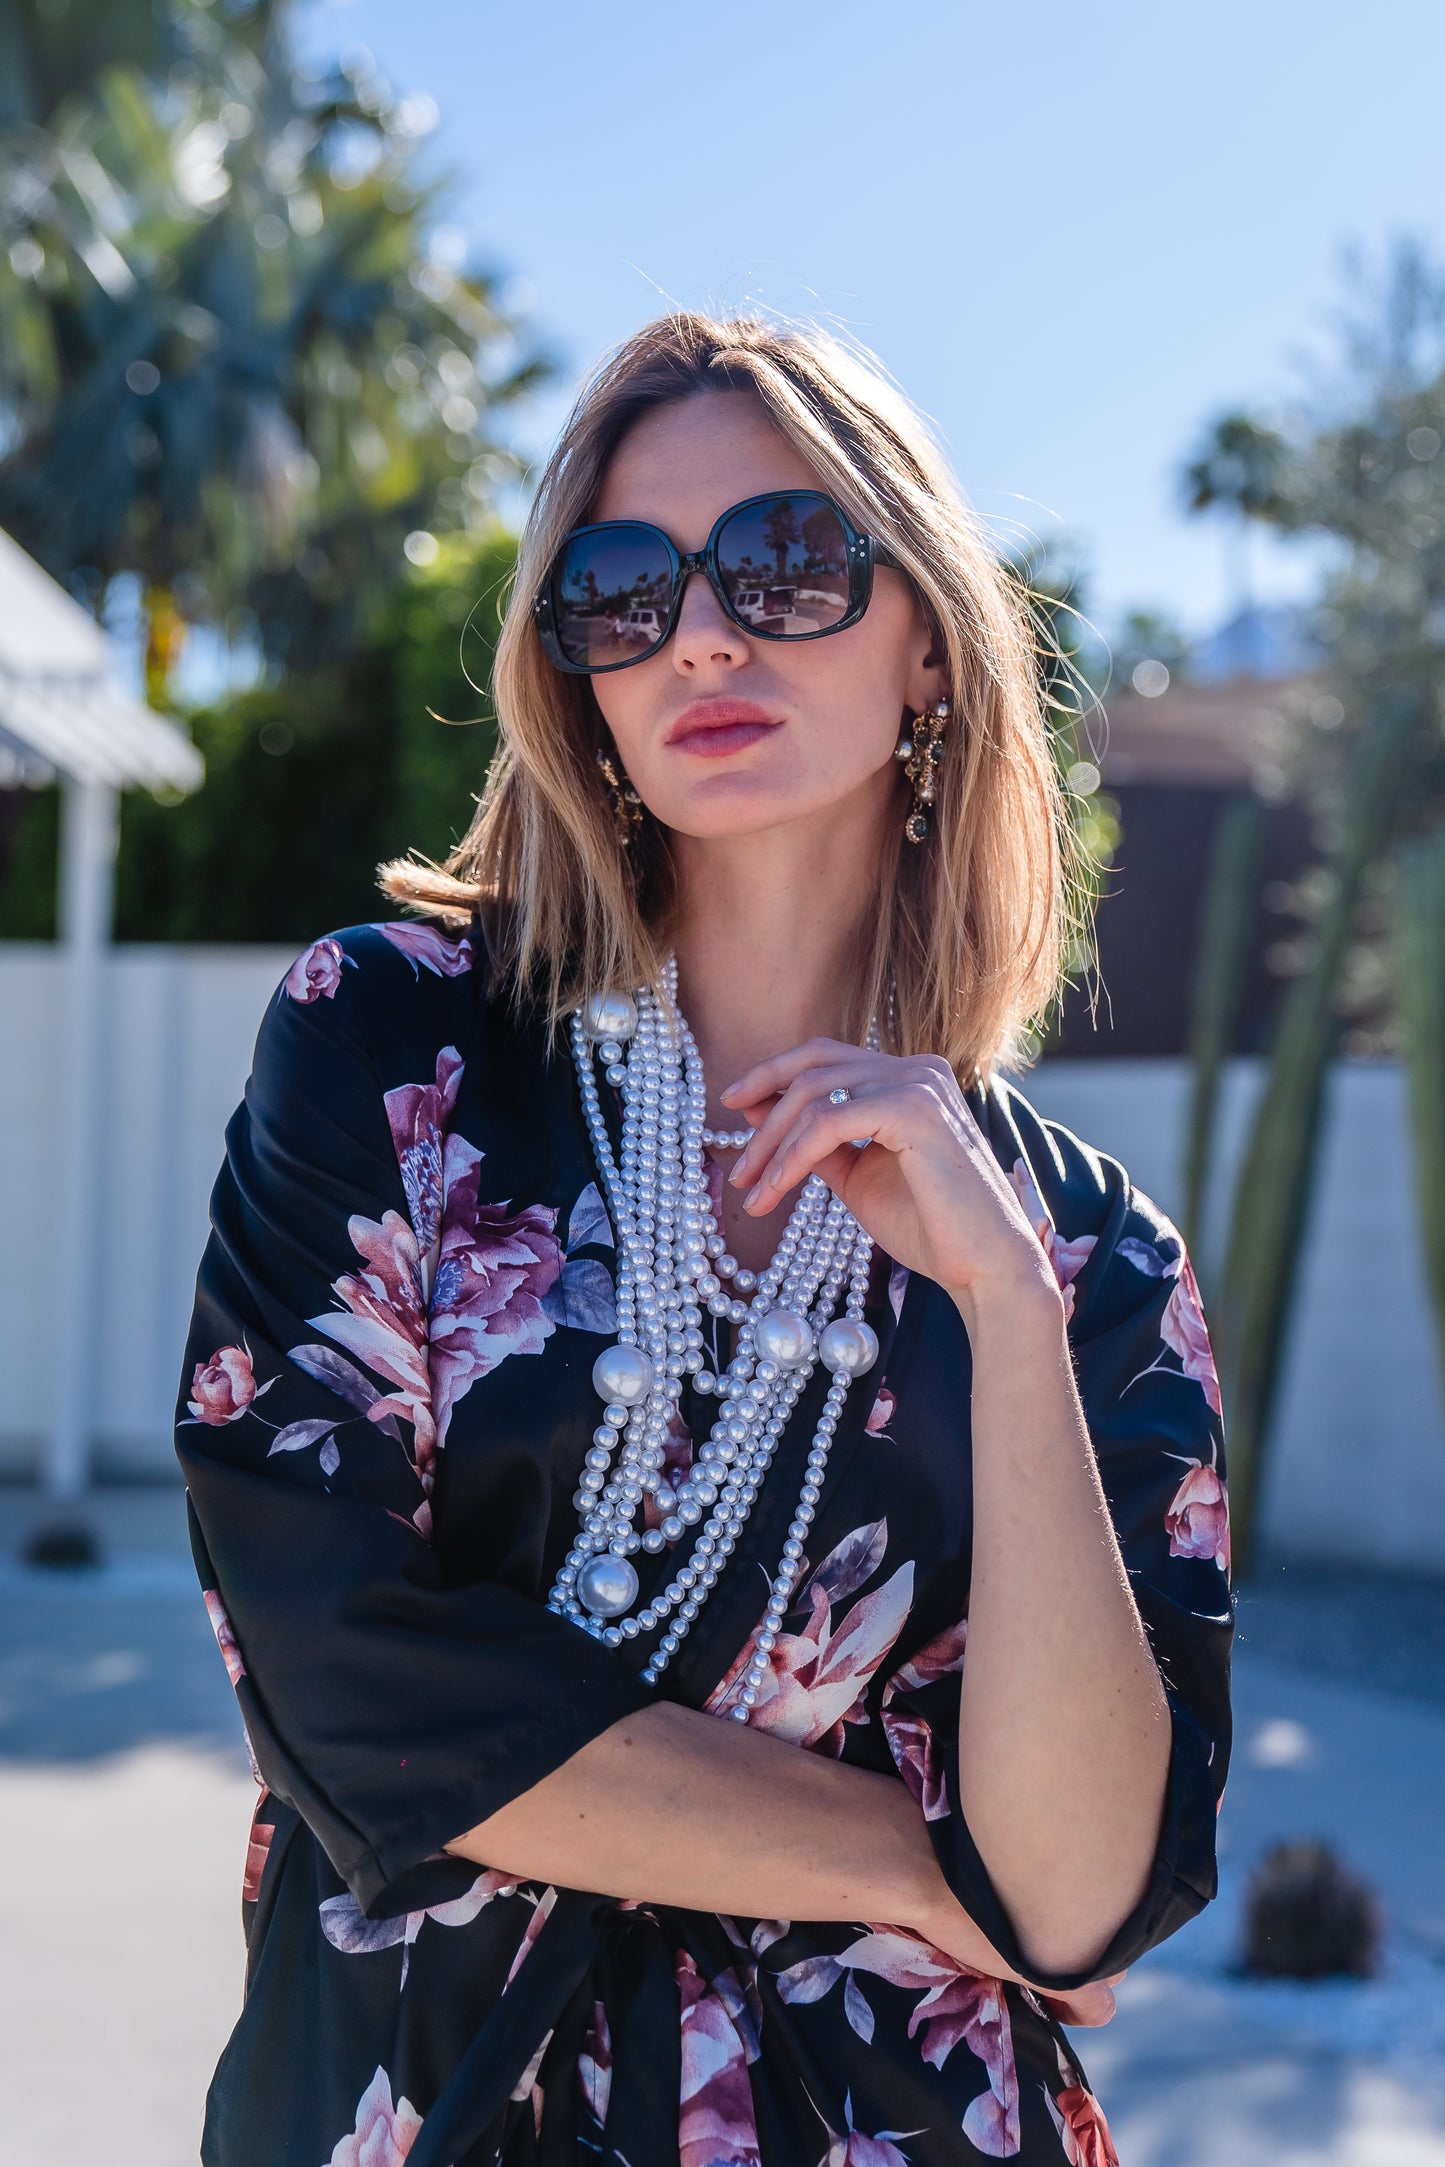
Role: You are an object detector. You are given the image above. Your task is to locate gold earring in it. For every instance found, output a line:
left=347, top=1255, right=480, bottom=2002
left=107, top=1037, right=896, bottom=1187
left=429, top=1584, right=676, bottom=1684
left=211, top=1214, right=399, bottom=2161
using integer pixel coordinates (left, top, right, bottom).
left=596, top=745, right=644, bottom=847
left=896, top=697, right=951, bottom=842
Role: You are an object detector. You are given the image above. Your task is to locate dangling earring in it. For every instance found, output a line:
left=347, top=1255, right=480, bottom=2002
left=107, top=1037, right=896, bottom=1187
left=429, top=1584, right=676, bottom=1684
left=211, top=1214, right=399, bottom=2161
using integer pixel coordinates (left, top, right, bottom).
left=896, top=697, right=951, bottom=842
left=596, top=744, right=644, bottom=848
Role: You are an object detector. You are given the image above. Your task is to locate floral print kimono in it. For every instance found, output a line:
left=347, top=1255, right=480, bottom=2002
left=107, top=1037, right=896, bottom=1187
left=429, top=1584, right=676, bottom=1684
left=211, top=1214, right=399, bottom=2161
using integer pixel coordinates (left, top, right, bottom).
left=177, top=922, right=1233, bottom=2167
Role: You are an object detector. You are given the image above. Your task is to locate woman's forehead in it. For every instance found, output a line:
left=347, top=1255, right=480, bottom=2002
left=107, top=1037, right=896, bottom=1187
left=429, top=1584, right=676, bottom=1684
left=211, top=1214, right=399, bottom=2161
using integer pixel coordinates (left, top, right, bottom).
left=592, top=390, right=827, bottom=540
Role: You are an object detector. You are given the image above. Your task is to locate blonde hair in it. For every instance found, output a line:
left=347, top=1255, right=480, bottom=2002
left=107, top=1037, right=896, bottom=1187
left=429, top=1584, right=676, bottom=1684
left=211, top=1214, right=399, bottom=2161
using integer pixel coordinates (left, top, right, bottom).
left=381, top=311, right=1086, bottom=1080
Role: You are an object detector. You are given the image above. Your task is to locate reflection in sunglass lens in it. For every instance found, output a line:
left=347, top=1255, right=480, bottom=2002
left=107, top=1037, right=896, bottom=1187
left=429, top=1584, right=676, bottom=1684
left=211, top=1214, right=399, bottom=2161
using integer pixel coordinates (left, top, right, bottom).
left=716, top=493, right=850, bottom=638
left=553, top=525, right=675, bottom=668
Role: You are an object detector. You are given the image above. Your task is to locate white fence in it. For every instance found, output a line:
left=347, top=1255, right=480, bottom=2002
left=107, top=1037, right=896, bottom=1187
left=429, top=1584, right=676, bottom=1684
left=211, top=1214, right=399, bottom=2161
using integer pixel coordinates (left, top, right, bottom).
left=2, top=944, right=1443, bottom=1572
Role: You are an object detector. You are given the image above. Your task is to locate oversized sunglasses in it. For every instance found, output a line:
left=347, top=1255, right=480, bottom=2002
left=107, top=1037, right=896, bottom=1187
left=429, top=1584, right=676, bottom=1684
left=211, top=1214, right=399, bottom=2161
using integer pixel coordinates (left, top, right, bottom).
left=533, top=489, right=899, bottom=674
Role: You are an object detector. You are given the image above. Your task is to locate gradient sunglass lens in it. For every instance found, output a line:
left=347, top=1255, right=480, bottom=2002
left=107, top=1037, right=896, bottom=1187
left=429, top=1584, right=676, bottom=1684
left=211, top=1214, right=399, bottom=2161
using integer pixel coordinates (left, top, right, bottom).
left=552, top=524, right=675, bottom=668
left=714, top=493, right=851, bottom=637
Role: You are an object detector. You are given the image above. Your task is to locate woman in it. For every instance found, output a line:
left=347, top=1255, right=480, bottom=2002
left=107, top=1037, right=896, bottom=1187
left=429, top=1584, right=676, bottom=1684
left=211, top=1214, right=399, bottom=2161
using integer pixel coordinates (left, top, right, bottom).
left=178, top=313, right=1232, bottom=2167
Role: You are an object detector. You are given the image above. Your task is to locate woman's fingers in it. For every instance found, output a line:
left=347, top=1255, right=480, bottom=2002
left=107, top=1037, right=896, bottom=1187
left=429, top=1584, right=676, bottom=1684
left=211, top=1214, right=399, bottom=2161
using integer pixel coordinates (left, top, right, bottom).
left=720, top=1038, right=863, bottom=1112
left=728, top=1064, right=870, bottom=1190
left=1040, top=1981, right=1117, bottom=2028
left=739, top=1093, right=883, bottom=1211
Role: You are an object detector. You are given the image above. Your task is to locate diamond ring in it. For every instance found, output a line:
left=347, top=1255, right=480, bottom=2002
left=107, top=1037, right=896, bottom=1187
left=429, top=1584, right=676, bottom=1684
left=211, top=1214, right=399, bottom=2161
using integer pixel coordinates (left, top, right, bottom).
left=828, top=1085, right=852, bottom=1105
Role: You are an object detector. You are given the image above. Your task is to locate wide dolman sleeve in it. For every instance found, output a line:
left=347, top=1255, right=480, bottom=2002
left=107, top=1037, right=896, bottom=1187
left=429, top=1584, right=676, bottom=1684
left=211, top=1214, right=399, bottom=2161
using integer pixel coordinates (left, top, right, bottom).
left=176, top=925, right=653, bottom=1917
left=885, top=1083, right=1234, bottom=1992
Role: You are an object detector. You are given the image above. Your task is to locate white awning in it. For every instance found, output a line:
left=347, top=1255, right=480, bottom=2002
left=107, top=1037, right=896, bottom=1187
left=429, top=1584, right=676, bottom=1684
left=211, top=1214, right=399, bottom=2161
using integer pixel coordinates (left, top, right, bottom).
left=0, top=528, right=203, bottom=794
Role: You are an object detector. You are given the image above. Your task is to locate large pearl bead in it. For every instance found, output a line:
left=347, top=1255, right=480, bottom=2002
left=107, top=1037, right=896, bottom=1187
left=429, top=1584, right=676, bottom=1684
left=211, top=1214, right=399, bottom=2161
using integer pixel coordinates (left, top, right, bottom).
left=577, top=1552, right=640, bottom=1617
left=754, top=1308, right=814, bottom=1369
left=592, top=1343, right=654, bottom=1404
left=818, top=1318, right=879, bottom=1376
left=582, top=989, right=638, bottom=1043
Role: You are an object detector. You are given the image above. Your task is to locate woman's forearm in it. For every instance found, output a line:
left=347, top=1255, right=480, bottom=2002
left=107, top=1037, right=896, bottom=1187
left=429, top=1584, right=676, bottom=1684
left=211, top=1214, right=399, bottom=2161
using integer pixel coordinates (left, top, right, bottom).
left=953, top=1277, right=1171, bottom=1978
left=445, top=1698, right=1012, bottom=1976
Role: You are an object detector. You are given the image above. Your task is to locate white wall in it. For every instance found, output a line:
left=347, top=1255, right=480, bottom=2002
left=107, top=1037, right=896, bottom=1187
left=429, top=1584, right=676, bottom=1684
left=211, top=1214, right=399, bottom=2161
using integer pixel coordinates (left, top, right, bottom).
left=2, top=947, right=1443, bottom=1572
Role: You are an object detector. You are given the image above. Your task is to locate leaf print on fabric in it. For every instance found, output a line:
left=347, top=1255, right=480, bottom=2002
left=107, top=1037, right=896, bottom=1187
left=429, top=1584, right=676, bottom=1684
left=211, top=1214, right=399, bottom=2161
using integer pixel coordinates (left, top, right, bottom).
left=566, top=1180, right=614, bottom=1253
left=676, top=1948, right=762, bottom=2167
left=322, top=2065, right=423, bottom=2167
left=504, top=1884, right=558, bottom=1989
left=186, top=1344, right=273, bottom=1425
left=376, top=920, right=475, bottom=978
left=288, top=1344, right=402, bottom=1439
left=887, top=1259, right=910, bottom=1322
left=319, top=1869, right=518, bottom=1990
left=541, top=1257, right=617, bottom=1334
left=1119, top=1226, right=1223, bottom=1415
left=706, top=1520, right=914, bottom=1751
left=283, top=936, right=356, bottom=1004
left=1164, top=1446, right=1231, bottom=1573
left=880, top=1616, right=969, bottom=1821
left=779, top=1930, right=1020, bottom=2157
left=578, top=1999, right=613, bottom=2127
left=1010, top=1162, right=1096, bottom=1319
left=203, top=1589, right=245, bottom=1685
left=267, top=1417, right=341, bottom=1458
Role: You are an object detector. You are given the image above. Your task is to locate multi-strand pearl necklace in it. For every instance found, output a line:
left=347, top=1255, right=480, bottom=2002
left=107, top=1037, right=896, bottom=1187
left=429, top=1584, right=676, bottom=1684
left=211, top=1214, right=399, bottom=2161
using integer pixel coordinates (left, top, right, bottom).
left=548, top=964, right=879, bottom=1700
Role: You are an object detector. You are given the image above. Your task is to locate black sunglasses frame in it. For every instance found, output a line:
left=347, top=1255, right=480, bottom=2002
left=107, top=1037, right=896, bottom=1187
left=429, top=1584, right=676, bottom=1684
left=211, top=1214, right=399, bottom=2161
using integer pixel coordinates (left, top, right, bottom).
left=533, top=489, right=899, bottom=675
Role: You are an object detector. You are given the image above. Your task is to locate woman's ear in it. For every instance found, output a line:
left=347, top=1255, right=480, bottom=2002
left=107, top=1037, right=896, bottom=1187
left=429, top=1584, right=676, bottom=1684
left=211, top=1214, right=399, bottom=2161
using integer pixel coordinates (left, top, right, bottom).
left=903, top=600, right=951, bottom=716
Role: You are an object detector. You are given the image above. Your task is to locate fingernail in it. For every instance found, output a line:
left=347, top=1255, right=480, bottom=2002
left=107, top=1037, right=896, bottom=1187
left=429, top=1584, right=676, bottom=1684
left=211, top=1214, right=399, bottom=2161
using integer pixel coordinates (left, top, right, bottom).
left=744, top=1183, right=762, bottom=1209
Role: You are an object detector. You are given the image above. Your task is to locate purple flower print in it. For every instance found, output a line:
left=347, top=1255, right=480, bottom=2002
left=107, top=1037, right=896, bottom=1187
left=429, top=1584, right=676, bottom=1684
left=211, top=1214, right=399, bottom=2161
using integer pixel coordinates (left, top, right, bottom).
left=311, top=1210, right=435, bottom=1477
left=322, top=2066, right=423, bottom=2166
left=1164, top=1450, right=1231, bottom=1573
left=282, top=936, right=356, bottom=1004
left=778, top=1929, right=1019, bottom=2157
left=426, top=1138, right=562, bottom=1451
left=375, top=921, right=474, bottom=978
left=676, top=1948, right=762, bottom=2167
left=880, top=1616, right=969, bottom=1821
left=707, top=1520, right=914, bottom=1752
left=384, top=1048, right=465, bottom=1285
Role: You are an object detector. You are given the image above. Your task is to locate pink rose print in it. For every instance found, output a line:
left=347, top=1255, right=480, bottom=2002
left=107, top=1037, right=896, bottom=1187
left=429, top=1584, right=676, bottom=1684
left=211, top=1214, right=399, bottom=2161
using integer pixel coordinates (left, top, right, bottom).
left=880, top=1616, right=969, bottom=1821
left=323, top=2066, right=423, bottom=2167
left=203, top=1589, right=246, bottom=1685
left=283, top=936, right=355, bottom=1004
left=376, top=921, right=474, bottom=978
left=778, top=1929, right=1019, bottom=2156
left=426, top=1139, right=562, bottom=1452
left=1010, top=1162, right=1095, bottom=1319
left=865, top=1384, right=897, bottom=1438
left=1161, top=1256, right=1222, bottom=1415
left=1165, top=1456, right=1231, bottom=1573
left=676, top=1949, right=762, bottom=2167
left=320, top=1869, right=519, bottom=1990
left=706, top=1520, right=914, bottom=1752
left=187, top=1344, right=272, bottom=1425
left=1044, top=2084, right=1119, bottom=2167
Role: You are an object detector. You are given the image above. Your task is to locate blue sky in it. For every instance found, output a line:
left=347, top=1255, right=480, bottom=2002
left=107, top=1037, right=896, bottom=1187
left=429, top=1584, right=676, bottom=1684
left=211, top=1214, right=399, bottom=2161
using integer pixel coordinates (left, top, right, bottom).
left=300, top=0, right=1445, bottom=638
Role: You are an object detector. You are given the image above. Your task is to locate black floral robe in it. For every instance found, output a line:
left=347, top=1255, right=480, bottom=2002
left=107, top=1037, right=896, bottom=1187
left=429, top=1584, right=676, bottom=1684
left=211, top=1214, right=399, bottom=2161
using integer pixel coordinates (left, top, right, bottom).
left=176, top=921, right=1233, bottom=2167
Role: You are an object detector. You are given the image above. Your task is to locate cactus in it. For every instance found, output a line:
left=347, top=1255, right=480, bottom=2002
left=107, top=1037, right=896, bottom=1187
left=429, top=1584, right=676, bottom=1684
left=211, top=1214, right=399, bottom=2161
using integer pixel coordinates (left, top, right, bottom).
left=1240, top=1839, right=1382, bottom=1979
left=1395, top=828, right=1445, bottom=1403
left=1215, top=693, right=1421, bottom=1568
left=1181, top=793, right=1267, bottom=1257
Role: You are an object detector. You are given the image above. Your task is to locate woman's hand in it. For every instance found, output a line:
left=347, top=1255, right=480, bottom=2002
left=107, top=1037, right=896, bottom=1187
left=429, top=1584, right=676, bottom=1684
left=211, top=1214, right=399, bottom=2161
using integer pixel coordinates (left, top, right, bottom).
left=913, top=1890, right=1124, bottom=2029
left=722, top=1040, right=1057, bottom=1312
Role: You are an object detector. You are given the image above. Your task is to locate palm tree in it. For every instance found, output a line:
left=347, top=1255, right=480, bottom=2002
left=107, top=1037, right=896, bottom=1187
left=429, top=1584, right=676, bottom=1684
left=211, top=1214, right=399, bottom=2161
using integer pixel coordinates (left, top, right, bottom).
left=0, top=0, right=548, bottom=690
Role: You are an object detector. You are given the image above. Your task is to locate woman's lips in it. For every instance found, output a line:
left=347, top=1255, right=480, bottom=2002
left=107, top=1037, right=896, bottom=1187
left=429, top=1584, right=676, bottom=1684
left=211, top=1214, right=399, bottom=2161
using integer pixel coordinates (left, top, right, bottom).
left=666, top=700, right=782, bottom=758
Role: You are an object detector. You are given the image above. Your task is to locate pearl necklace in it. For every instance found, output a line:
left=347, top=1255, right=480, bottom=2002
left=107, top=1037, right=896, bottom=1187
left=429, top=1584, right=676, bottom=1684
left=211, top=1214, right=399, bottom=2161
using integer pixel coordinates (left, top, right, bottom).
left=548, top=964, right=879, bottom=1699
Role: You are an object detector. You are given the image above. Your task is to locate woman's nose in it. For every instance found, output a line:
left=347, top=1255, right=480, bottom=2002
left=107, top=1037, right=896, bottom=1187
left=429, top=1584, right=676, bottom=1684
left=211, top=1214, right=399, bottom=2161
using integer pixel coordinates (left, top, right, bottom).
left=670, top=570, right=744, bottom=673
